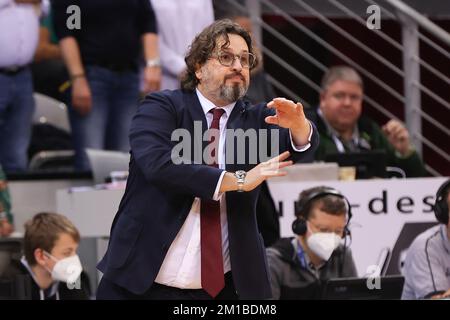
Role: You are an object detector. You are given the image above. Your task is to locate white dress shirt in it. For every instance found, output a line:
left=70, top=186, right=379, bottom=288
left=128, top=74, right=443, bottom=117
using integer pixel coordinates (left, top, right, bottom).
left=155, top=89, right=313, bottom=289
left=0, top=0, right=41, bottom=68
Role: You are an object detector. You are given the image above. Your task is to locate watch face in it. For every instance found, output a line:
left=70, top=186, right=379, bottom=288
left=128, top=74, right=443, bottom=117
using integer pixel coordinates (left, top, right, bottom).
left=236, top=170, right=246, bottom=178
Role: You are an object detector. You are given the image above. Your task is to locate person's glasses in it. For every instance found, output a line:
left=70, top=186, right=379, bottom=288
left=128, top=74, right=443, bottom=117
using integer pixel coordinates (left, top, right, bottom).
left=331, top=92, right=363, bottom=103
left=308, top=221, right=344, bottom=236
left=214, top=51, right=256, bottom=69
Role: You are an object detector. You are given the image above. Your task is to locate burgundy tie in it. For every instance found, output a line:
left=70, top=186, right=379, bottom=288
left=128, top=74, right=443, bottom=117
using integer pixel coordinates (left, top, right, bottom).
left=201, top=108, right=225, bottom=298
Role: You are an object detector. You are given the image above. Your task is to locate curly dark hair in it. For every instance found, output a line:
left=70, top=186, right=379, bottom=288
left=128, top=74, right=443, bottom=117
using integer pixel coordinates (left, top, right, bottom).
left=181, top=19, right=258, bottom=91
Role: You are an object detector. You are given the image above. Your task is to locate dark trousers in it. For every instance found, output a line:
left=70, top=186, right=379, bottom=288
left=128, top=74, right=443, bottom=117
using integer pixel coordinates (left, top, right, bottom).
left=96, top=272, right=238, bottom=300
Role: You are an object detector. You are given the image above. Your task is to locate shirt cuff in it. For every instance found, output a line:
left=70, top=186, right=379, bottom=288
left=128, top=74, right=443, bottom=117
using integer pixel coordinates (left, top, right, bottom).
left=212, top=170, right=227, bottom=201
left=289, top=120, right=313, bottom=152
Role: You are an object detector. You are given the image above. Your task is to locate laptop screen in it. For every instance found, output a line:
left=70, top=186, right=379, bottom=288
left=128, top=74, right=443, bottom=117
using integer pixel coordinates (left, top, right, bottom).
left=321, top=275, right=405, bottom=300
left=325, top=150, right=387, bottom=179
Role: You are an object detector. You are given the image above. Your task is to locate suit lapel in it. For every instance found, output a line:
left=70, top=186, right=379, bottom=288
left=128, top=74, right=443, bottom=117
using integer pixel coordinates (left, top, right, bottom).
left=226, top=99, right=248, bottom=172
left=183, top=91, right=208, bottom=165
left=184, top=91, right=208, bottom=131
left=226, top=99, right=246, bottom=131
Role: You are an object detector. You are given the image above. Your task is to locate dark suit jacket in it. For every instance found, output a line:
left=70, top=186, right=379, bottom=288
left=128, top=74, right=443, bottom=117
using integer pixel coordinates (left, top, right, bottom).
left=97, top=89, right=319, bottom=299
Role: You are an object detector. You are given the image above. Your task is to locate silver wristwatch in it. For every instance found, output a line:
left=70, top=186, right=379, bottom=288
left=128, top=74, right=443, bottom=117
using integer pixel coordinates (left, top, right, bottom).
left=146, top=58, right=161, bottom=68
left=234, top=170, right=246, bottom=192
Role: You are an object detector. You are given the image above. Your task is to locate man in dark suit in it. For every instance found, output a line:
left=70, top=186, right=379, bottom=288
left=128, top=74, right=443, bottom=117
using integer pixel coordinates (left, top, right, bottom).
left=96, top=19, right=319, bottom=300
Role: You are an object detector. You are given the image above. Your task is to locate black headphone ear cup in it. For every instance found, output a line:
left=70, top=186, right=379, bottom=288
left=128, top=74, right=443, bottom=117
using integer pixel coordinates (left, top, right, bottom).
left=294, top=200, right=303, bottom=217
left=292, top=218, right=307, bottom=236
left=434, top=202, right=444, bottom=224
left=434, top=200, right=449, bottom=224
left=434, top=180, right=450, bottom=225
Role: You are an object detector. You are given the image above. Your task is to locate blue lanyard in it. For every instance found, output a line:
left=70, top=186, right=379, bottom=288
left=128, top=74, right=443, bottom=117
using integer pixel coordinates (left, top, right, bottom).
left=296, top=240, right=308, bottom=269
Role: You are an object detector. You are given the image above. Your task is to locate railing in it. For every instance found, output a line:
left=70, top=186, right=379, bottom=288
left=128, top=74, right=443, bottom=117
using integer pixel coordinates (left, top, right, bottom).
left=226, top=0, right=449, bottom=176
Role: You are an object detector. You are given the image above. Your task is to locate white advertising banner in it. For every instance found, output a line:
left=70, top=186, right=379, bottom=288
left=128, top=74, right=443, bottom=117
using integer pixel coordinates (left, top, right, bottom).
left=267, top=177, right=449, bottom=277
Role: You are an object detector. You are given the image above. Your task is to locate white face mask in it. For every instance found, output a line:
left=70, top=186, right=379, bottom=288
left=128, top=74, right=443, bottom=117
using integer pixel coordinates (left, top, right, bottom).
left=44, top=252, right=83, bottom=284
left=306, top=232, right=341, bottom=261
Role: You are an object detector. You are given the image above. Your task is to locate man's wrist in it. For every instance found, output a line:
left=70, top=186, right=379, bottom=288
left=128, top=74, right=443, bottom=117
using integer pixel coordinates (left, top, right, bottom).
left=290, top=119, right=311, bottom=146
left=234, top=170, right=246, bottom=192
left=70, top=73, right=85, bottom=82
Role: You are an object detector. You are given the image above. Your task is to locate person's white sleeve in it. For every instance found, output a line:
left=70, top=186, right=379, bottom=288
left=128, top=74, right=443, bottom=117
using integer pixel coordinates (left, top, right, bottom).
left=289, top=120, right=313, bottom=152
left=403, top=241, right=450, bottom=299
left=159, top=40, right=186, bottom=77
left=212, top=170, right=227, bottom=201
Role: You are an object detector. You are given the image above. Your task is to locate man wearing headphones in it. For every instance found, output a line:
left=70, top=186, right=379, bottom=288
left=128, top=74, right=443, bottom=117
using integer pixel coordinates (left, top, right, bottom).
left=266, top=186, right=357, bottom=299
left=402, top=179, right=450, bottom=299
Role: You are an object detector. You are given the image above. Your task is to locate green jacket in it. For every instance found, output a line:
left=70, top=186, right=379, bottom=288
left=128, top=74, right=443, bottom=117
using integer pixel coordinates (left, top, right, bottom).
left=0, top=166, right=13, bottom=223
left=306, top=108, right=426, bottom=178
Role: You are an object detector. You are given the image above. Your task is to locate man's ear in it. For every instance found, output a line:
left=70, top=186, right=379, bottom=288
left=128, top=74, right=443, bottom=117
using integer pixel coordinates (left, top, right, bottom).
left=34, top=248, right=47, bottom=266
left=319, top=91, right=326, bottom=108
left=195, top=64, right=202, bottom=82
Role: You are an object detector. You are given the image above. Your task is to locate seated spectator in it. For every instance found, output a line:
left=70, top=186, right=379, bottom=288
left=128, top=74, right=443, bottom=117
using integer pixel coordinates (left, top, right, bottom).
left=2, top=212, right=90, bottom=300
left=266, top=186, right=357, bottom=299
left=402, top=179, right=450, bottom=299
left=306, top=65, right=426, bottom=178
left=0, top=165, right=14, bottom=237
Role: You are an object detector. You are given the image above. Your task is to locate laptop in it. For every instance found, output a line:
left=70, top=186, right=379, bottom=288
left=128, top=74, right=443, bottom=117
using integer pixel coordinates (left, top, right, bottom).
left=85, top=148, right=130, bottom=184
left=325, top=150, right=387, bottom=179
left=322, top=275, right=405, bottom=300
left=270, top=162, right=339, bottom=182
left=385, top=222, right=438, bottom=275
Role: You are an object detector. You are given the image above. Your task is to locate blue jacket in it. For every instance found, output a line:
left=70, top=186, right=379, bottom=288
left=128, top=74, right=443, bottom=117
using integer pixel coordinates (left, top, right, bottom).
left=97, top=89, right=319, bottom=299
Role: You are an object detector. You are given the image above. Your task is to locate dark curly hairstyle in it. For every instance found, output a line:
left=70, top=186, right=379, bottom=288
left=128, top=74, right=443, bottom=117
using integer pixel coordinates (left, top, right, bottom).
left=181, top=19, right=258, bottom=91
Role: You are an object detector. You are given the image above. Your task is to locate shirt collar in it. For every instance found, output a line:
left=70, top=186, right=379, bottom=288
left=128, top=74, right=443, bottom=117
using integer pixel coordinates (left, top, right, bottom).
left=317, top=108, right=360, bottom=144
left=196, top=88, right=235, bottom=118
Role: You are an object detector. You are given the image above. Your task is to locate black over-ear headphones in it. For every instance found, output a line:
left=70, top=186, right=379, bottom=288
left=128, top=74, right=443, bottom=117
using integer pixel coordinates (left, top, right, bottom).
left=434, top=179, right=450, bottom=225
left=292, top=186, right=352, bottom=238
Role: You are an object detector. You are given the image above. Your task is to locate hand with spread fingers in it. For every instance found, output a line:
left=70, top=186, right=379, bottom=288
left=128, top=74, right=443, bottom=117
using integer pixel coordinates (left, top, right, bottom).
left=218, top=151, right=295, bottom=194
left=382, top=119, right=414, bottom=157
left=265, top=98, right=311, bottom=146
left=243, top=151, right=293, bottom=192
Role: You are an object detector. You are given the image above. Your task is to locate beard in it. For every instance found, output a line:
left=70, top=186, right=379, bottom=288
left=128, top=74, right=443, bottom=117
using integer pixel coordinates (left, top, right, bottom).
left=219, top=82, right=247, bottom=103
left=218, top=73, right=248, bottom=103
left=198, top=64, right=249, bottom=105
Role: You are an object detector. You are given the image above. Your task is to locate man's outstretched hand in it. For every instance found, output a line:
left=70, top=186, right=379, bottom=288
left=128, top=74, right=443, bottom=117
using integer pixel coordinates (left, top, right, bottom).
left=219, top=151, right=294, bottom=193
left=242, top=151, right=293, bottom=192
left=265, top=98, right=311, bottom=146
